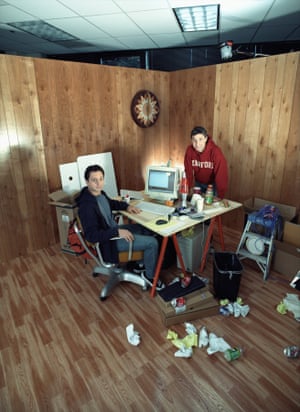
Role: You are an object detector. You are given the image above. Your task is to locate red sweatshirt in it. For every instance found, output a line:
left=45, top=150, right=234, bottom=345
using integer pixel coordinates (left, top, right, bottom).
left=184, top=138, right=228, bottom=199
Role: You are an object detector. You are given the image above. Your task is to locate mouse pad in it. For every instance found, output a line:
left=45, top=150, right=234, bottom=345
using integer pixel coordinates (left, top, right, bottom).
left=158, top=276, right=206, bottom=301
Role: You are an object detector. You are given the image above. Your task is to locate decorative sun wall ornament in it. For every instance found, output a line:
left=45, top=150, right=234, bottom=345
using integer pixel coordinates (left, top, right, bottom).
left=131, top=90, right=160, bottom=128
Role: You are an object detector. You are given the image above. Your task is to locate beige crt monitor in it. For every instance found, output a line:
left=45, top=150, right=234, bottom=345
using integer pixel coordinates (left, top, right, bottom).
left=145, top=165, right=180, bottom=202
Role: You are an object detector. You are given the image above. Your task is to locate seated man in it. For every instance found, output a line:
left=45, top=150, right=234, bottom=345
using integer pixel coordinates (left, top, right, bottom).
left=76, top=164, right=165, bottom=290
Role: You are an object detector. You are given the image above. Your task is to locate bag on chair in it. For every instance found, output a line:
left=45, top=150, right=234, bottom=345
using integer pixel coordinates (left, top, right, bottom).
left=67, top=218, right=96, bottom=259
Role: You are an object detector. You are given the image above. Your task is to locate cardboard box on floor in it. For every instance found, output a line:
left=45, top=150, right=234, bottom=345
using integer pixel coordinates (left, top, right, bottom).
left=158, top=305, right=218, bottom=327
left=243, top=197, right=297, bottom=222
left=156, top=286, right=218, bottom=326
left=156, top=286, right=214, bottom=313
left=272, top=221, right=300, bottom=278
left=49, top=190, right=79, bottom=254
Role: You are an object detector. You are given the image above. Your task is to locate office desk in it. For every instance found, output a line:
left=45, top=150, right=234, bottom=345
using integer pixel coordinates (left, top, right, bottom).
left=122, top=199, right=242, bottom=297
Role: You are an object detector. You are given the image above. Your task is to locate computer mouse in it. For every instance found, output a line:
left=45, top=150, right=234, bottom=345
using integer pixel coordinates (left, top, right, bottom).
left=156, top=219, right=168, bottom=225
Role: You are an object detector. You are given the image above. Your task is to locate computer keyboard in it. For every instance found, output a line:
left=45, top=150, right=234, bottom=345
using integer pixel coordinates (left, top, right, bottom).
left=136, top=200, right=175, bottom=215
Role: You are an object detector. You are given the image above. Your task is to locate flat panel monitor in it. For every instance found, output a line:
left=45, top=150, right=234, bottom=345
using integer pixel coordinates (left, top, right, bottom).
left=145, top=165, right=179, bottom=201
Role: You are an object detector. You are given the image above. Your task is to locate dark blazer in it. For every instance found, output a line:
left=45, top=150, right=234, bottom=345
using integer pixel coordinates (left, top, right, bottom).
left=76, top=187, right=129, bottom=263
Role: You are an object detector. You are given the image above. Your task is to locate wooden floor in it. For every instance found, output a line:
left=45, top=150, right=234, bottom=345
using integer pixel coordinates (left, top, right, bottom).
left=0, top=227, right=299, bottom=412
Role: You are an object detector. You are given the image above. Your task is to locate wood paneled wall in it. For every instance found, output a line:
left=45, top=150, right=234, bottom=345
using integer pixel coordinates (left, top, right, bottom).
left=0, top=52, right=299, bottom=262
left=0, top=56, right=55, bottom=261
left=33, top=58, right=170, bottom=192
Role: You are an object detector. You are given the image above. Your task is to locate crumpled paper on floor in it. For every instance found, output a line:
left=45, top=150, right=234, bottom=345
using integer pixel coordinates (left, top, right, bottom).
left=219, top=297, right=250, bottom=318
left=169, top=333, right=198, bottom=349
left=199, top=326, right=209, bottom=348
left=166, top=330, right=178, bottom=340
left=167, top=324, right=198, bottom=358
left=282, top=293, right=300, bottom=320
left=227, top=302, right=250, bottom=318
left=185, top=322, right=197, bottom=335
left=167, top=325, right=234, bottom=358
left=126, top=323, right=140, bottom=346
left=276, top=301, right=287, bottom=314
left=174, top=345, right=193, bottom=358
left=220, top=297, right=243, bottom=306
left=207, top=333, right=231, bottom=355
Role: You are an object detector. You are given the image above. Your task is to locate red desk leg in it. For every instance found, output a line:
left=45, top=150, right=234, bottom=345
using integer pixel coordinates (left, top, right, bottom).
left=150, top=236, right=168, bottom=297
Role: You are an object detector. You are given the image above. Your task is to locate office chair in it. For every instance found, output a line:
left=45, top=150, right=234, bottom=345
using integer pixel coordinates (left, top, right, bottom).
left=73, top=219, right=148, bottom=300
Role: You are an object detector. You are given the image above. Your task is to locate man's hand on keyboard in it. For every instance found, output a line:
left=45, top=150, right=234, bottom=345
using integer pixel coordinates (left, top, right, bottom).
left=126, top=205, right=141, bottom=214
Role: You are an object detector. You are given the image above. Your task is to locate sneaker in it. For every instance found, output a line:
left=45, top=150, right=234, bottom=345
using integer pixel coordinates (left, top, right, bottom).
left=126, top=261, right=145, bottom=274
left=133, top=262, right=145, bottom=274
left=141, top=273, right=166, bottom=291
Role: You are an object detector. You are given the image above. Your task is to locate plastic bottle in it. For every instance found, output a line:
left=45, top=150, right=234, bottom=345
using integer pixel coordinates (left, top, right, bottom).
left=205, top=184, right=214, bottom=205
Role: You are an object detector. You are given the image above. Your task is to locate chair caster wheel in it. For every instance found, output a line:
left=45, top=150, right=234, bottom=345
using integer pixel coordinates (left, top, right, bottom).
left=100, top=295, right=107, bottom=301
left=93, top=272, right=99, bottom=277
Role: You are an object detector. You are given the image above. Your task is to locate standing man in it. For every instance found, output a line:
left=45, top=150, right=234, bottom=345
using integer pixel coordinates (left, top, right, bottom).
left=184, top=126, right=228, bottom=200
left=76, top=164, right=165, bottom=290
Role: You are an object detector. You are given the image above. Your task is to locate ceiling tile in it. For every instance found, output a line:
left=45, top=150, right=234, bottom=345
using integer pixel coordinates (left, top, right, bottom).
left=150, top=33, right=187, bottom=48
left=46, top=17, right=107, bottom=39
left=128, top=9, right=180, bottom=33
left=117, top=35, right=158, bottom=50
left=59, top=0, right=121, bottom=15
left=114, top=0, right=170, bottom=12
left=0, top=5, right=35, bottom=23
left=86, top=13, right=145, bottom=36
left=5, top=0, right=77, bottom=19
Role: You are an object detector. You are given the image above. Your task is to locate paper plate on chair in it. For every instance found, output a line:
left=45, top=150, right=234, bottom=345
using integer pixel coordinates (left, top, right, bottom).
left=246, top=237, right=265, bottom=255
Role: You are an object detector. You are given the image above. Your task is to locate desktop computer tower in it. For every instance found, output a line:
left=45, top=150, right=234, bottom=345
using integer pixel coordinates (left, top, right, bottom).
left=176, top=223, right=208, bottom=272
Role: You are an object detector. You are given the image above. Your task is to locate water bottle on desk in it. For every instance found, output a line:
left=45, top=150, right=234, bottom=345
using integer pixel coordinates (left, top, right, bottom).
left=205, top=184, right=214, bottom=205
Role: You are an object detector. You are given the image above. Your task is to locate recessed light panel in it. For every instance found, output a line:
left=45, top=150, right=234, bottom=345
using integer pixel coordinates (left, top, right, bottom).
left=8, top=20, right=77, bottom=42
left=174, top=4, right=219, bottom=32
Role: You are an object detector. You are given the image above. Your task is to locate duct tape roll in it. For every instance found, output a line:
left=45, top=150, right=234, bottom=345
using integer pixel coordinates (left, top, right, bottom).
left=246, top=237, right=265, bottom=255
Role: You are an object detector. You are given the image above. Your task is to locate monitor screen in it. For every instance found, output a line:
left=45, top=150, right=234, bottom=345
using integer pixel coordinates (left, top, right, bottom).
left=145, top=165, right=179, bottom=201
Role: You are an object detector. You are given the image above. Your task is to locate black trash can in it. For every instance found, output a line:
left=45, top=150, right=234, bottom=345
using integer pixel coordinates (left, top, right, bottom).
left=213, top=252, right=243, bottom=302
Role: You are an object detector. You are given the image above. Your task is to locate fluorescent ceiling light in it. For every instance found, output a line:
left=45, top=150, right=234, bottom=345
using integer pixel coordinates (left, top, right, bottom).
left=173, top=4, right=219, bottom=32
left=8, top=20, right=77, bottom=42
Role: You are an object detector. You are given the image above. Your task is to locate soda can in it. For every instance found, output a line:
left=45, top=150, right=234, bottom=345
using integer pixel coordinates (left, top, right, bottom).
left=176, top=297, right=185, bottom=307
left=224, top=348, right=242, bottom=361
left=171, top=297, right=185, bottom=308
left=283, top=346, right=299, bottom=358
left=181, top=276, right=191, bottom=288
